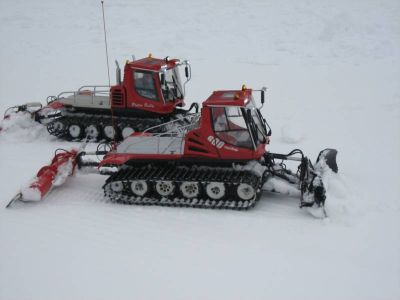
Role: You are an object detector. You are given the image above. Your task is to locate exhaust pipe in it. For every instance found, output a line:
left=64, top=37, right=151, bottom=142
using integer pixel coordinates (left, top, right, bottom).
left=115, top=60, right=121, bottom=85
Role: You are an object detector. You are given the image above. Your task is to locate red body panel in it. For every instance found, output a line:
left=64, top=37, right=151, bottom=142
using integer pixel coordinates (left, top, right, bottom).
left=110, top=56, right=184, bottom=115
left=203, top=89, right=252, bottom=108
left=100, top=153, right=183, bottom=167
left=47, top=101, right=65, bottom=109
left=129, top=57, right=179, bottom=71
left=183, top=106, right=264, bottom=161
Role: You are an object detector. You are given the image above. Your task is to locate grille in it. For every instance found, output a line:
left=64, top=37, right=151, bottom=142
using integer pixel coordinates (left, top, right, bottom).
left=112, top=89, right=124, bottom=106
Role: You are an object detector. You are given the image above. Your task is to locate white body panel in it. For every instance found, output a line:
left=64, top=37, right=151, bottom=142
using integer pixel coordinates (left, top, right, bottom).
left=118, top=135, right=185, bottom=155
left=59, top=94, right=110, bottom=109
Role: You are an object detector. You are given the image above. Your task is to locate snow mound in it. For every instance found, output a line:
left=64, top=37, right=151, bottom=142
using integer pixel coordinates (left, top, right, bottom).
left=0, top=111, right=52, bottom=142
left=304, top=206, right=327, bottom=219
left=325, top=173, right=348, bottom=199
left=323, top=171, right=357, bottom=219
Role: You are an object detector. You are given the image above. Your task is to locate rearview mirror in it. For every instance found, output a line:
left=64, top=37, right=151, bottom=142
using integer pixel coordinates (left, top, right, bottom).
left=160, top=73, right=165, bottom=84
left=185, top=66, right=189, bottom=78
left=261, top=86, right=267, bottom=105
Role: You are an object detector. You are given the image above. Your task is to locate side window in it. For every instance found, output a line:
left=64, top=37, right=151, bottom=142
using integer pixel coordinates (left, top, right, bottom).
left=134, top=71, right=158, bottom=101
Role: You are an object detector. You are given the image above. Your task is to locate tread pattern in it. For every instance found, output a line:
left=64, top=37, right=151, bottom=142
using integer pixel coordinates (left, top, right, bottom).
left=46, top=113, right=163, bottom=141
left=103, top=165, right=262, bottom=210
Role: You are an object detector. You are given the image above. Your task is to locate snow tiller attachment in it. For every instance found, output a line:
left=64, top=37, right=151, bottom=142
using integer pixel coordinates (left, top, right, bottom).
left=6, top=86, right=338, bottom=218
left=0, top=102, right=43, bottom=133
left=6, top=148, right=79, bottom=208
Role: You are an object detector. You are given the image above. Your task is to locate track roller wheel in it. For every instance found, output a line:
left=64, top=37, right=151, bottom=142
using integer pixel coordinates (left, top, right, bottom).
left=121, top=126, right=135, bottom=139
left=206, top=182, right=225, bottom=200
left=180, top=181, right=200, bottom=198
left=68, top=123, right=83, bottom=139
left=155, top=181, right=175, bottom=197
left=85, top=124, right=101, bottom=141
left=110, top=181, right=124, bottom=192
left=130, top=180, right=148, bottom=196
left=52, top=120, right=65, bottom=133
left=103, top=125, right=119, bottom=141
left=237, top=183, right=255, bottom=201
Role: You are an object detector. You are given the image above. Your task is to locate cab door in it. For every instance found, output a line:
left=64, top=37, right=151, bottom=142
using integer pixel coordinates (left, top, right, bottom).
left=124, top=68, right=175, bottom=115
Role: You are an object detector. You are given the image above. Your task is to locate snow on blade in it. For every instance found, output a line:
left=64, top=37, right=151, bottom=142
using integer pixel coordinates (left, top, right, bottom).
left=52, top=158, right=75, bottom=186
left=262, top=176, right=301, bottom=197
left=20, top=186, right=42, bottom=202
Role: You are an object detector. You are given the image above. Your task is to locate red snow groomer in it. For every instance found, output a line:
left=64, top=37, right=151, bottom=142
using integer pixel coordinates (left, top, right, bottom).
left=7, top=86, right=338, bottom=218
left=1, top=55, right=197, bottom=141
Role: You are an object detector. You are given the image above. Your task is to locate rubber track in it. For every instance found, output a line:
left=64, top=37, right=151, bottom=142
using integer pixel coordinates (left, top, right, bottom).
left=46, top=112, right=162, bottom=141
left=103, top=165, right=262, bottom=210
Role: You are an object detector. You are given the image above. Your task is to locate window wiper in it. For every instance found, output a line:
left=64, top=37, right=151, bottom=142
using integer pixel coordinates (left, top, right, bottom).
left=256, top=125, right=267, bottom=143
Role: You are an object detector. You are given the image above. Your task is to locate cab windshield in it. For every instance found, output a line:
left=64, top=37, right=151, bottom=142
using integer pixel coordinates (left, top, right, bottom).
left=159, top=67, right=183, bottom=102
left=211, top=106, right=253, bottom=149
left=211, top=104, right=268, bottom=149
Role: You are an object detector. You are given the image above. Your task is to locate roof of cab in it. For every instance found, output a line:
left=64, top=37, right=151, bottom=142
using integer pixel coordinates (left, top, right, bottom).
left=128, top=56, right=179, bottom=71
left=203, top=89, right=253, bottom=107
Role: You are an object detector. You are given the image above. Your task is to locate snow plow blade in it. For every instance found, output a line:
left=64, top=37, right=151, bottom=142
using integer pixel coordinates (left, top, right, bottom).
left=263, top=148, right=339, bottom=218
left=301, top=148, right=338, bottom=218
left=6, top=149, right=79, bottom=208
left=316, top=148, right=338, bottom=173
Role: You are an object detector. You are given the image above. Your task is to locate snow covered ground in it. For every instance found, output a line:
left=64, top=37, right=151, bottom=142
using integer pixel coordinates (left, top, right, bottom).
left=0, top=0, right=399, bottom=299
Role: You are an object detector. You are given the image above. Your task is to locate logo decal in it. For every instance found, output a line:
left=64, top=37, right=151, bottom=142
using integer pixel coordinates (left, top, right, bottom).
left=208, top=136, right=225, bottom=149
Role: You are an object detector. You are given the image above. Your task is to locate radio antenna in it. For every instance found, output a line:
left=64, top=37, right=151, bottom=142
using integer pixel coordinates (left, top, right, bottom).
left=101, top=0, right=116, bottom=145
left=101, top=1, right=111, bottom=87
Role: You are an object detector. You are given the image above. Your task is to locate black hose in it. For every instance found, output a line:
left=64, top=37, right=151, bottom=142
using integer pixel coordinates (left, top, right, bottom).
left=54, top=148, right=73, bottom=156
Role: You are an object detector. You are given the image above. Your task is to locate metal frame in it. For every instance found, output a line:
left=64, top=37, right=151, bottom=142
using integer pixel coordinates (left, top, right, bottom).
left=159, top=61, right=190, bottom=103
left=122, top=113, right=201, bottom=154
left=53, top=85, right=110, bottom=106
